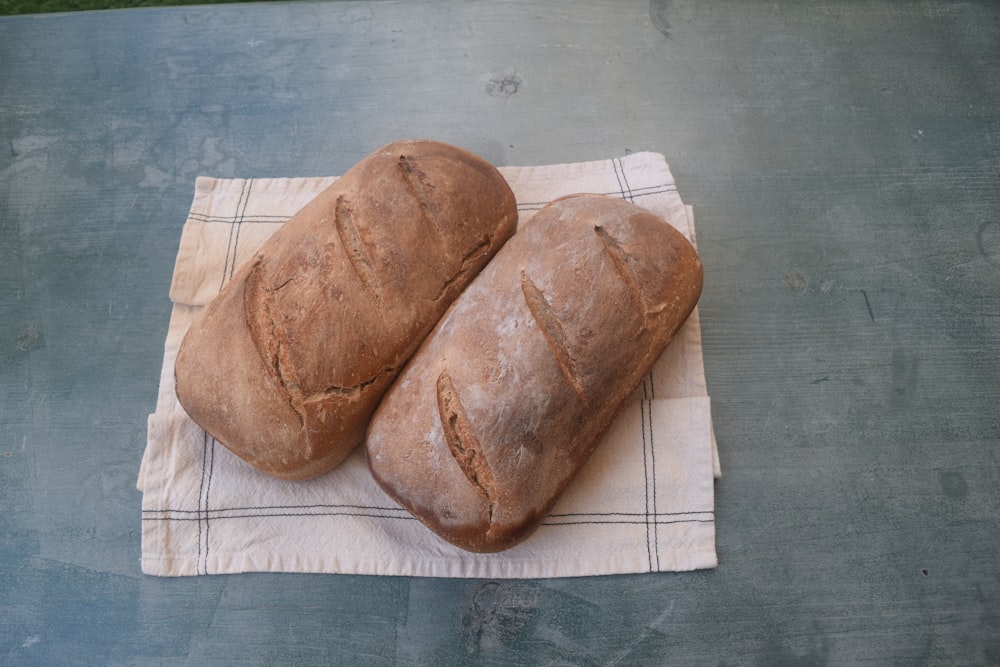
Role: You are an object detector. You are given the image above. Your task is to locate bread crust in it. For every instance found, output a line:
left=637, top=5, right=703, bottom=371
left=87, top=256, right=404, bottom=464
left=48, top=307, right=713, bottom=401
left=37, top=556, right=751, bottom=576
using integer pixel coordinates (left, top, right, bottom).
left=366, top=194, right=704, bottom=552
left=174, top=140, right=518, bottom=479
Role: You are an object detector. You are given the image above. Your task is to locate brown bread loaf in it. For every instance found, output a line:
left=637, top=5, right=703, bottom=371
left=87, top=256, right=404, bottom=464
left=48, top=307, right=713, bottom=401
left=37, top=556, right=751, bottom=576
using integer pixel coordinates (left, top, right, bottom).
left=365, top=194, right=704, bottom=552
left=174, top=139, right=518, bottom=480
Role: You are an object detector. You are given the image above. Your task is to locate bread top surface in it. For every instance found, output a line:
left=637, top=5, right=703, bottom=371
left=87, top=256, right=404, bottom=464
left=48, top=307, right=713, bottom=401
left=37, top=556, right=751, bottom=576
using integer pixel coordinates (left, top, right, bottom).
left=245, top=139, right=518, bottom=392
left=174, top=139, right=518, bottom=479
left=366, top=193, right=703, bottom=551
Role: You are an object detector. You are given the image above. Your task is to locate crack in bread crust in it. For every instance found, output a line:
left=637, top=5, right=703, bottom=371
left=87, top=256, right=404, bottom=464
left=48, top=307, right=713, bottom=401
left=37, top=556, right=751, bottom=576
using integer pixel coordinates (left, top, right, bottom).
left=433, top=234, right=493, bottom=302
left=301, top=366, right=396, bottom=403
left=519, top=271, right=587, bottom=401
left=436, top=372, right=496, bottom=519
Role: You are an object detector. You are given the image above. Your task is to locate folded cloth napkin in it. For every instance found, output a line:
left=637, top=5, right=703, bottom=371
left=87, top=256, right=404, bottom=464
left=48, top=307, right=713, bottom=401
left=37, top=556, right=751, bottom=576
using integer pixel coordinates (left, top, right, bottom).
left=138, top=151, right=720, bottom=578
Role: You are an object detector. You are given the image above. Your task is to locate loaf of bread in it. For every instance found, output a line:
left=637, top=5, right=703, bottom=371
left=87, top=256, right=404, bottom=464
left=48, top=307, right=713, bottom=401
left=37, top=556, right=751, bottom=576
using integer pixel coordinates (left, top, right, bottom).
left=174, top=140, right=518, bottom=480
left=365, top=194, right=704, bottom=552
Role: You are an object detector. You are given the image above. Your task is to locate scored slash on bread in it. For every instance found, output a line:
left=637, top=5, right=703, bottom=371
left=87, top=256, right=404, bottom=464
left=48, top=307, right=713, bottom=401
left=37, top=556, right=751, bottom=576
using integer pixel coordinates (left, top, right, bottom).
left=334, top=195, right=383, bottom=307
left=519, top=270, right=588, bottom=402
left=437, top=372, right=498, bottom=515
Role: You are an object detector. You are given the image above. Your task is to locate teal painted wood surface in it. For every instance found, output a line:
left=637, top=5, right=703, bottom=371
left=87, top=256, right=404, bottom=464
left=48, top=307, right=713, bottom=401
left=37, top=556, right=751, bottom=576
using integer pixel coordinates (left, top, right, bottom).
left=1, top=1, right=998, bottom=664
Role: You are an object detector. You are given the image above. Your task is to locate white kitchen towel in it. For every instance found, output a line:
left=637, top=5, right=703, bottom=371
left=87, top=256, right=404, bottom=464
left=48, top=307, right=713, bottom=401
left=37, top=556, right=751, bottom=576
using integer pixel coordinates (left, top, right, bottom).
left=139, top=151, right=719, bottom=578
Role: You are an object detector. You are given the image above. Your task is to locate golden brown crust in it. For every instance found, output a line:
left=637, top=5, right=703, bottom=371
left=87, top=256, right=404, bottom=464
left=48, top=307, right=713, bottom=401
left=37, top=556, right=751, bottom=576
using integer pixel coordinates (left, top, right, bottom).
left=174, top=140, right=518, bottom=480
left=365, top=194, right=703, bottom=552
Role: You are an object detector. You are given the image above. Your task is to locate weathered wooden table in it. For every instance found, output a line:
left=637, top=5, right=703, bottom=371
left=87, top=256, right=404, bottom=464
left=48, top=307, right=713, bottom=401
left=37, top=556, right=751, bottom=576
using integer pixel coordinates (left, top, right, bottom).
left=2, top=1, right=998, bottom=664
